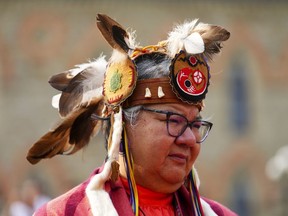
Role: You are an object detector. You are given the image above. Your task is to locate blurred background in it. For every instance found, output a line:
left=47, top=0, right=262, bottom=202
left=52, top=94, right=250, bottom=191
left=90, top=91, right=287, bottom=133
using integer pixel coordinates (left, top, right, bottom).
left=1, top=0, right=288, bottom=215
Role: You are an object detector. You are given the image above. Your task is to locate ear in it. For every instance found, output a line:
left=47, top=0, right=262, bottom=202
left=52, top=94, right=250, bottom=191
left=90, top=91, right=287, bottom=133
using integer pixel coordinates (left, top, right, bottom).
left=96, top=14, right=131, bottom=53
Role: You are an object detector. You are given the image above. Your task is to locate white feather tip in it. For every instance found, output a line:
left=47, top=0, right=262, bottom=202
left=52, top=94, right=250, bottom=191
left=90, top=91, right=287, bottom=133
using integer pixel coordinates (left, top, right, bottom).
left=183, top=32, right=204, bottom=54
left=51, top=93, right=61, bottom=109
left=167, top=19, right=205, bottom=56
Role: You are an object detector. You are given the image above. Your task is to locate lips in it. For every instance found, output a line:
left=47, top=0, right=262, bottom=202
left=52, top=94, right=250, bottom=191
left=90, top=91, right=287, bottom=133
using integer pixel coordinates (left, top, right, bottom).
left=168, top=153, right=188, bottom=164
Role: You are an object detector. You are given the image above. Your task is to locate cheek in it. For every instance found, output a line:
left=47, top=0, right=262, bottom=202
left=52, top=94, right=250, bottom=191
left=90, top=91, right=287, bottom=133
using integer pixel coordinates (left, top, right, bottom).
left=131, top=127, right=157, bottom=154
left=128, top=121, right=171, bottom=166
left=189, top=145, right=201, bottom=165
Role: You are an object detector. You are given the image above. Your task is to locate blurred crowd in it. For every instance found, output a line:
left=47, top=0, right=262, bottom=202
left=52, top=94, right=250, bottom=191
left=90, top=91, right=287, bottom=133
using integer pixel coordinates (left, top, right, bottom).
left=1, top=178, right=50, bottom=216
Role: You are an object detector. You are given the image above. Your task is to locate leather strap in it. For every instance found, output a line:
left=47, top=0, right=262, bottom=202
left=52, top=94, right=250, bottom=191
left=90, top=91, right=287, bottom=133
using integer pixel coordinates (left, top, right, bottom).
left=123, top=78, right=202, bottom=109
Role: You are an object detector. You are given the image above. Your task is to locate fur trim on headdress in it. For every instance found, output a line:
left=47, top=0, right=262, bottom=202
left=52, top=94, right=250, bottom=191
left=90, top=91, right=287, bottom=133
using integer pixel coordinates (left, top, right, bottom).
left=86, top=159, right=119, bottom=216
left=86, top=108, right=123, bottom=216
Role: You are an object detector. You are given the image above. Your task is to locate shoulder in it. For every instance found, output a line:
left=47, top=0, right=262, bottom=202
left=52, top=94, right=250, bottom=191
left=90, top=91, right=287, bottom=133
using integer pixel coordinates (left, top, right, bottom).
left=203, top=197, right=238, bottom=216
left=34, top=181, right=91, bottom=216
left=33, top=168, right=102, bottom=216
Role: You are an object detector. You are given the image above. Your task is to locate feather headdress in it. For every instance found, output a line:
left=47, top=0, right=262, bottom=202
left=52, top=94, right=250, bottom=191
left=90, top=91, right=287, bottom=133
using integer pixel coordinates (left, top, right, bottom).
left=49, top=56, right=107, bottom=117
left=166, top=19, right=230, bottom=59
left=27, top=13, right=230, bottom=216
left=26, top=57, right=107, bottom=164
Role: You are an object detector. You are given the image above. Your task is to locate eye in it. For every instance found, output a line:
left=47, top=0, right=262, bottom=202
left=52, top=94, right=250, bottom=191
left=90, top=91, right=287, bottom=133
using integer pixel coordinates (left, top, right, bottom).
left=168, top=114, right=186, bottom=125
left=191, top=121, right=202, bottom=129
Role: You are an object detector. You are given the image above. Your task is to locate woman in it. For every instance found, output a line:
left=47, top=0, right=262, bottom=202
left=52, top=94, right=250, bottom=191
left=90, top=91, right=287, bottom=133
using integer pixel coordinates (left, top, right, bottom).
left=27, top=14, right=237, bottom=215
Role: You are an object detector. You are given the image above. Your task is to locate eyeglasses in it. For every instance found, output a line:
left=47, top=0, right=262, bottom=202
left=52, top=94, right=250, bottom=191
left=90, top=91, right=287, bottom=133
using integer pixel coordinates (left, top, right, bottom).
left=141, top=107, right=213, bottom=143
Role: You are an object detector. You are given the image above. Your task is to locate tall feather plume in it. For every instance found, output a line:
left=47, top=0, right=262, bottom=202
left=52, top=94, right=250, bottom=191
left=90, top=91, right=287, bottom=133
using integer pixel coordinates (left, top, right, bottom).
left=96, top=14, right=136, bottom=53
left=89, top=14, right=133, bottom=186
left=26, top=97, right=105, bottom=164
left=167, top=19, right=230, bottom=60
left=167, top=19, right=202, bottom=57
left=49, top=56, right=107, bottom=117
left=193, top=23, right=230, bottom=60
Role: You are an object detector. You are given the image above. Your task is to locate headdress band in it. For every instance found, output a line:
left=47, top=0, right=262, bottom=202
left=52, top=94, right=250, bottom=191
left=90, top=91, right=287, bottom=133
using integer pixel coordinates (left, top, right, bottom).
left=123, top=77, right=203, bottom=110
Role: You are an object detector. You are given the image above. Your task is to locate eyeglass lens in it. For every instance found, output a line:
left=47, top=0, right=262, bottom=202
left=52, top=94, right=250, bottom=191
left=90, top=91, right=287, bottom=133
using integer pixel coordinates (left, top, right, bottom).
left=167, top=113, right=210, bottom=143
left=141, top=107, right=212, bottom=143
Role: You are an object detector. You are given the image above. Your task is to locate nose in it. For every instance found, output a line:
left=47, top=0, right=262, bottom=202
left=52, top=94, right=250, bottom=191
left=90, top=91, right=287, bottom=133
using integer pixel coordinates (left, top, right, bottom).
left=174, top=127, right=197, bottom=147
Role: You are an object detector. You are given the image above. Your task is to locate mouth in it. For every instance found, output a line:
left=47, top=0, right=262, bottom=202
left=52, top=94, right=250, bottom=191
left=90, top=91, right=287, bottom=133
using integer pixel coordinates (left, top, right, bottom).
left=168, top=153, right=188, bottom=164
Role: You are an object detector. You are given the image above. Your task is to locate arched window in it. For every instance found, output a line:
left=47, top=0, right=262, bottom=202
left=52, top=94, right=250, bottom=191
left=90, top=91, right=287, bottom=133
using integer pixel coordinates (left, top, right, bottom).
left=229, top=55, right=249, bottom=135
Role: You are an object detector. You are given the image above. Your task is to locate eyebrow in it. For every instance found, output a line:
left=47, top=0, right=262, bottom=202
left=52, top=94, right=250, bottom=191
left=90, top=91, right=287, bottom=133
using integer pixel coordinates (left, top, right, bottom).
left=157, top=108, right=203, bottom=121
left=195, top=115, right=203, bottom=121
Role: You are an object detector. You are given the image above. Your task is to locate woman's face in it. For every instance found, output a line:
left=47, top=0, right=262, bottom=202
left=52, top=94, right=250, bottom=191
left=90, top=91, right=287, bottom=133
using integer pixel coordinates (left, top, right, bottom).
left=124, top=103, right=201, bottom=193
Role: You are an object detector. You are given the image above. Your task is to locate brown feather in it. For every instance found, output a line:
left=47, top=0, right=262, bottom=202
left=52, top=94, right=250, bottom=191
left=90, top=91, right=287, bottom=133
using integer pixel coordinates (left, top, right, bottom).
left=48, top=71, right=74, bottom=91
left=96, top=14, right=130, bottom=52
left=59, top=71, right=90, bottom=117
left=26, top=97, right=105, bottom=164
left=198, top=25, right=230, bottom=60
left=57, top=68, right=99, bottom=117
left=58, top=92, right=82, bottom=117
left=26, top=124, right=71, bottom=164
left=69, top=99, right=105, bottom=152
left=49, top=57, right=107, bottom=118
left=48, top=70, right=83, bottom=117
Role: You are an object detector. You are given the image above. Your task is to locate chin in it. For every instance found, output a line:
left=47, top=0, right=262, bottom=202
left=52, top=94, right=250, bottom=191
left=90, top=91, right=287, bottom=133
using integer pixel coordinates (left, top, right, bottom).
left=164, top=172, right=186, bottom=185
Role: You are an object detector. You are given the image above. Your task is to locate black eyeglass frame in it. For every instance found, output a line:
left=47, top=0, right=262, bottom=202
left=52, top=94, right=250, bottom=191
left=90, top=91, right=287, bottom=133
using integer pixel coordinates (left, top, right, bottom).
left=141, top=107, right=213, bottom=143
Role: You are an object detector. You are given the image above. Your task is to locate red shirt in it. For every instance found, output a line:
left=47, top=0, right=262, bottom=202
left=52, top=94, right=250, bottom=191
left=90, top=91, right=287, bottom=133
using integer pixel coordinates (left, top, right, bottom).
left=121, top=177, right=175, bottom=216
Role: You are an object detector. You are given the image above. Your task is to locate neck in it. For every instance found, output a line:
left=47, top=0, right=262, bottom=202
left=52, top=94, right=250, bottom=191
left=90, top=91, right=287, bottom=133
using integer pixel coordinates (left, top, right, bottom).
left=119, top=154, right=127, bottom=178
left=120, top=176, right=174, bottom=205
left=119, top=154, right=183, bottom=193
